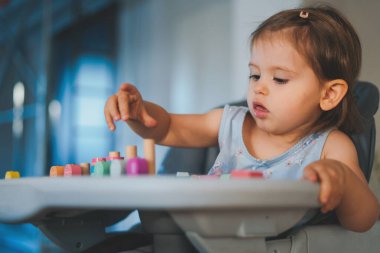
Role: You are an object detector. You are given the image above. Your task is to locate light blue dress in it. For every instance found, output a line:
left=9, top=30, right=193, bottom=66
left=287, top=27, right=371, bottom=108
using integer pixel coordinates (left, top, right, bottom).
left=209, top=105, right=331, bottom=226
left=209, top=105, right=331, bottom=179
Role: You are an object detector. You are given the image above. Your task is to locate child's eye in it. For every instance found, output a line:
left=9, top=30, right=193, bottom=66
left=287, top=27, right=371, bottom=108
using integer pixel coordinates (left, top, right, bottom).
left=249, top=74, right=260, bottom=81
left=273, top=77, right=288, bottom=84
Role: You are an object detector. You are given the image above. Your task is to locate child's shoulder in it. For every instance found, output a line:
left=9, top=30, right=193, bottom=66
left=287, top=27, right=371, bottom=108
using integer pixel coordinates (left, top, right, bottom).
left=326, top=129, right=352, bottom=143
left=322, top=129, right=357, bottom=159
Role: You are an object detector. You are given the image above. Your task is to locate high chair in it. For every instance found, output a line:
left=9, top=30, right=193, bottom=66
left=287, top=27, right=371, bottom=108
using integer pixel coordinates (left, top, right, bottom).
left=0, top=81, right=378, bottom=253
left=140, top=80, right=380, bottom=253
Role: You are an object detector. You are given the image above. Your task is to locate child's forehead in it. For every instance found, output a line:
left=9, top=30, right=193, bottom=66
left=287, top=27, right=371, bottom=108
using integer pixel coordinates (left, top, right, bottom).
left=250, top=31, right=311, bottom=71
left=251, top=33, right=301, bottom=57
left=251, top=29, right=296, bottom=50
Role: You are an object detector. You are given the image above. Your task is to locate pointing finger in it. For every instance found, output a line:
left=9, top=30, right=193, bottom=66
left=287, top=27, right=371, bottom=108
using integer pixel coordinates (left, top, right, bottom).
left=117, top=91, right=131, bottom=121
left=104, top=95, right=119, bottom=130
left=107, top=94, right=121, bottom=121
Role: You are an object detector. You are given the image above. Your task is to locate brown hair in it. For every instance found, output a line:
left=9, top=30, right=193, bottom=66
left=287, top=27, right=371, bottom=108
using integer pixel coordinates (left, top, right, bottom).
left=250, top=4, right=362, bottom=133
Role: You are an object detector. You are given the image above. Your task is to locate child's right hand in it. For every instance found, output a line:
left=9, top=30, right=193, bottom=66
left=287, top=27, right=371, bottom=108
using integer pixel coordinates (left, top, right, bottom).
left=104, top=83, right=158, bottom=131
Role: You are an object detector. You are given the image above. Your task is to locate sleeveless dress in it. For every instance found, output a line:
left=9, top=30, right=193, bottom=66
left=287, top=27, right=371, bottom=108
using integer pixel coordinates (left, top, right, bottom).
left=208, top=105, right=331, bottom=226
left=209, top=105, right=331, bottom=179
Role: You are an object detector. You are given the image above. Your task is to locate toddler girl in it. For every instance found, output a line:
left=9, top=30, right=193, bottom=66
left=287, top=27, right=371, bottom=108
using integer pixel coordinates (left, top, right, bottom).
left=104, top=5, right=379, bottom=232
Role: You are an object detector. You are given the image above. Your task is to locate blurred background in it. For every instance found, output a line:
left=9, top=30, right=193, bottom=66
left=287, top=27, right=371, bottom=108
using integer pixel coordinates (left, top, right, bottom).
left=0, top=0, right=379, bottom=252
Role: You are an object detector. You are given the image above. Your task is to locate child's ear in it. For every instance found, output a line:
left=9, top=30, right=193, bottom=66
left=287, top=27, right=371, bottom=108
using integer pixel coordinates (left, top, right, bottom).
left=319, top=79, right=348, bottom=111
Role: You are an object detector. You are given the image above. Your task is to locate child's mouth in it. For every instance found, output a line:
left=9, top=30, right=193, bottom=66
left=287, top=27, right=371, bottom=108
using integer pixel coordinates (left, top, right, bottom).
left=253, top=102, right=269, bottom=118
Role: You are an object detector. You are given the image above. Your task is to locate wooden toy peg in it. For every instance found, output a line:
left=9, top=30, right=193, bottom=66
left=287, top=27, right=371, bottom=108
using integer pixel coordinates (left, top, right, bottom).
left=109, top=151, right=121, bottom=158
left=144, top=139, right=156, bottom=175
left=80, top=163, right=90, bottom=175
left=126, top=145, right=137, bottom=159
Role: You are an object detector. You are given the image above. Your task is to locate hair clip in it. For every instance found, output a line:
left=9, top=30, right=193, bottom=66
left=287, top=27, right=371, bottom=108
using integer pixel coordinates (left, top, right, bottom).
left=299, top=10, right=309, bottom=19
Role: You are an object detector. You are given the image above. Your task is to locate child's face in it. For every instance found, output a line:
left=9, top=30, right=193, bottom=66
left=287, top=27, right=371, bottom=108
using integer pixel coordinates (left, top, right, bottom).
left=247, top=34, right=323, bottom=136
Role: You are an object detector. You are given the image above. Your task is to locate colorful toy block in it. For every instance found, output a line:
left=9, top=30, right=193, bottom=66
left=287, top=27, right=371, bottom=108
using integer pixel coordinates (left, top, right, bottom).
left=5, top=171, right=20, bottom=179
left=125, top=145, right=148, bottom=175
left=220, top=174, right=231, bottom=179
left=126, top=146, right=149, bottom=176
left=64, top=164, right=82, bottom=176
left=47, top=139, right=156, bottom=178
left=50, top=166, right=65, bottom=177
left=176, top=172, right=190, bottom=177
left=126, top=158, right=148, bottom=175
left=93, top=161, right=110, bottom=176
left=230, top=169, right=264, bottom=178
left=91, top=158, right=106, bottom=175
left=110, top=159, right=125, bottom=177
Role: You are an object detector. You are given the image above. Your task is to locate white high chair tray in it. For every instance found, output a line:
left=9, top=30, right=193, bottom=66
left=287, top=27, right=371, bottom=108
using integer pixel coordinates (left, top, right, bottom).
left=0, top=176, right=320, bottom=253
left=0, top=176, right=319, bottom=222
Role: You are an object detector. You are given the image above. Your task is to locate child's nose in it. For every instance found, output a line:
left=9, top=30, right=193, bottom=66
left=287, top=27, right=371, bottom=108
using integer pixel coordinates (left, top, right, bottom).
left=254, top=80, right=268, bottom=95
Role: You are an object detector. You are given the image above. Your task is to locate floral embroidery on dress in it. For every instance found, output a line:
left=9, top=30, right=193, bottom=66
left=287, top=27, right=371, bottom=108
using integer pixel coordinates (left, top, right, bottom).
left=285, top=152, right=304, bottom=168
left=263, top=169, right=273, bottom=178
left=235, top=148, right=243, bottom=157
left=234, top=148, right=244, bottom=169
left=209, top=167, right=223, bottom=176
left=302, top=133, right=319, bottom=148
left=285, top=133, right=320, bottom=167
left=209, top=160, right=224, bottom=175
left=208, top=105, right=330, bottom=179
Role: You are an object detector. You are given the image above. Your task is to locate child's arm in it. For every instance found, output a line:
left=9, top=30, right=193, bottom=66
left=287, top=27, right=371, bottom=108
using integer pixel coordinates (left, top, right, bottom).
left=104, top=83, right=223, bottom=147
left=303, top=130, right=380, bottom=232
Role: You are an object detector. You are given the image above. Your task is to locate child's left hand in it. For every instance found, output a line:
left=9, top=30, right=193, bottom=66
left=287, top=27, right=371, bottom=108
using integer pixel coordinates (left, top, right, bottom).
left=303, top=159, right=348, bottom=213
